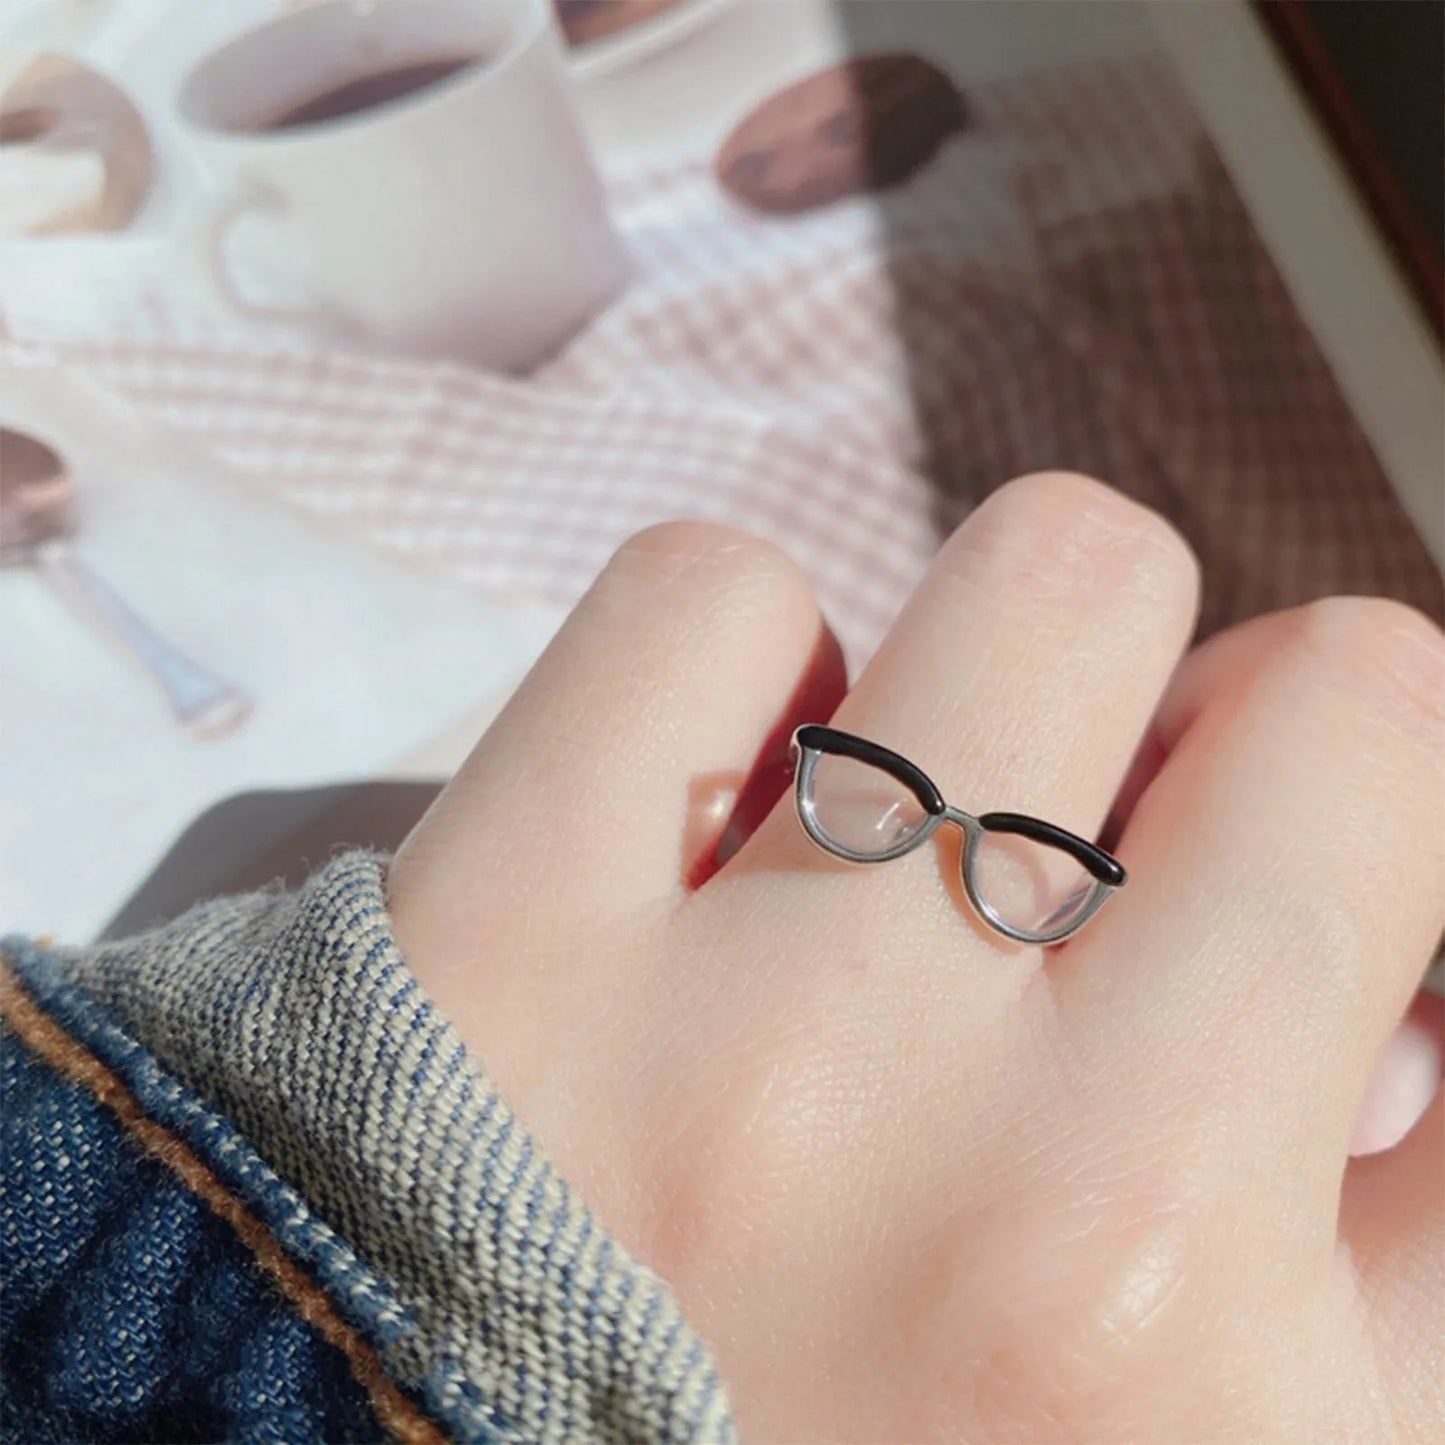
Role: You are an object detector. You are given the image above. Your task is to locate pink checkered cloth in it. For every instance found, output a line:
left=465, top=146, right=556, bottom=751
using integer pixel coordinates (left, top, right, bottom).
left=6, top=56, right=1439, bottom=662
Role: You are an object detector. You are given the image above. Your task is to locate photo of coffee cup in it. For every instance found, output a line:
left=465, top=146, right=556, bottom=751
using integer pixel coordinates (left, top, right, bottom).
left=176, top=0, right=629, bottom=370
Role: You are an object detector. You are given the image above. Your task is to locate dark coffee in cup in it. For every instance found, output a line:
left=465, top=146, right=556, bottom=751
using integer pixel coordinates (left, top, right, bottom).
left=177, top=0, right=629, bottom=369
left=259, top=56, right=477, bottom=132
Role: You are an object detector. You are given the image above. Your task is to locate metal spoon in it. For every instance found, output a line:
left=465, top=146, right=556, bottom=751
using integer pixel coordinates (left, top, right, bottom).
left=0, top=425, right=251, bottom=737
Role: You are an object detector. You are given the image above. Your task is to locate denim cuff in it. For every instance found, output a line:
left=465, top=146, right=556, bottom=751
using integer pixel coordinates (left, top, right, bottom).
left=4, top=853, right=734, bottom=1444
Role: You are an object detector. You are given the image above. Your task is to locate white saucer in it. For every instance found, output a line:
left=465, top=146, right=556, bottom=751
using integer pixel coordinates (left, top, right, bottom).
left=568, top=0, right=735, bottom=81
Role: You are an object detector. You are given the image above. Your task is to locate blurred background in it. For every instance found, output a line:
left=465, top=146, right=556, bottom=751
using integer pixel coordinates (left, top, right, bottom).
left=0, top=0, right=1439, bottom=941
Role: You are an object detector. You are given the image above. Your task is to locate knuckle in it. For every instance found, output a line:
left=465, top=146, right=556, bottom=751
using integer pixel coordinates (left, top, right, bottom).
left=1062, top=1211, right=1199, bottom=1353
left=1284, top=596, right=1445, bottom=740
left=643, top=1028, right=837, bottom=1295
left=955, top=471, right=1199, bottom=607
left=967, top=1203, right=1213, bottom=1439
left=610, top=521, right=811, bottom=611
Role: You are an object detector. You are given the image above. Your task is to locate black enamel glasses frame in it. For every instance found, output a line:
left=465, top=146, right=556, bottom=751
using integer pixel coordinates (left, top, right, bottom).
left=790, top=724, right=1126, bottom=945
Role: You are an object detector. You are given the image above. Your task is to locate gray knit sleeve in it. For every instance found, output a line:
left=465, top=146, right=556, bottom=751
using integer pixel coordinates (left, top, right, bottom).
left=15, top=852, right=736, bottom=1444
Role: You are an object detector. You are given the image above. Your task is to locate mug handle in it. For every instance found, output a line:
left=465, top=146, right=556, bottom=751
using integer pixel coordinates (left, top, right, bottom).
left=199, top=182, right=317, bottom=324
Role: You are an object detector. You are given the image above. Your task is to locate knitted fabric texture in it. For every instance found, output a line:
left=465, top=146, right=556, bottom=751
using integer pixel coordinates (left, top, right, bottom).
left=2, top=854, right=735, bottom=1444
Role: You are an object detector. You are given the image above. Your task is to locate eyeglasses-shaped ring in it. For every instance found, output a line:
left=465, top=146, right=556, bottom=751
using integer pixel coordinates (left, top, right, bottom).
left=791, top=724, right=1125, bottom=946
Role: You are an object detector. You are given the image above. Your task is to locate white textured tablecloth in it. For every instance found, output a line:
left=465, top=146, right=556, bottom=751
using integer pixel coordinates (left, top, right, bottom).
left=7, top=57, right=1436, bottom=664
left=3, top=23, right=1438, bottom=936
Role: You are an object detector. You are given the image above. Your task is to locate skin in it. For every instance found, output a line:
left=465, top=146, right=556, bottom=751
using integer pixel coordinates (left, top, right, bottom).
left=389, top=472, right=1444, bottom=1443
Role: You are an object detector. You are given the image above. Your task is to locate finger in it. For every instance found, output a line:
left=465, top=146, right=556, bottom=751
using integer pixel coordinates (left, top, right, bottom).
left=1104, top=605, right=1437, bottom=851
left=392, top=521, right=840, bottom=963
left=1067, top=598, right=1445, bottom=1214
left=1104, top=611, right=1296, bottom=847
left=1349, top=989, right=1444, bottom=1157
left=739, top=471, right=1200, bottom=958
left=1091, top=619, right=1443, bottom=1150
left=1341, top=1087, right=1444, bottom=1415
left=687, top=616, right=846, bottom=890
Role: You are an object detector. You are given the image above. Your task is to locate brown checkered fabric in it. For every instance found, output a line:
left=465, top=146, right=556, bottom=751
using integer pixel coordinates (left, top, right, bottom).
left=4, top=56, right=1437, bottom=663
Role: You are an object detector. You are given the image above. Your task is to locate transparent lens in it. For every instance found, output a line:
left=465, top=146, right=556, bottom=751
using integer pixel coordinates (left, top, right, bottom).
left=969, top=830, right=1097, bottom=938
left=806, top=752, right=929, bottom=857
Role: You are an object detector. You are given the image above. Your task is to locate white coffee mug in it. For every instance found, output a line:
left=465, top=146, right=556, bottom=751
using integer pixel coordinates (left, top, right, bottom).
left=176, top=0, right=629, bottom=371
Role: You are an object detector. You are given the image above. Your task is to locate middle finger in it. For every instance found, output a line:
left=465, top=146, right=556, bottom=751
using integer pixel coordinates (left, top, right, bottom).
left=739, top=471, right=1200, bottom=959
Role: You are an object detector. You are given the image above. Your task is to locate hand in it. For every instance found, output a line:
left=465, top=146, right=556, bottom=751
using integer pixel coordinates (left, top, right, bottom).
left=389, top=473, right=1444, bottom=1442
